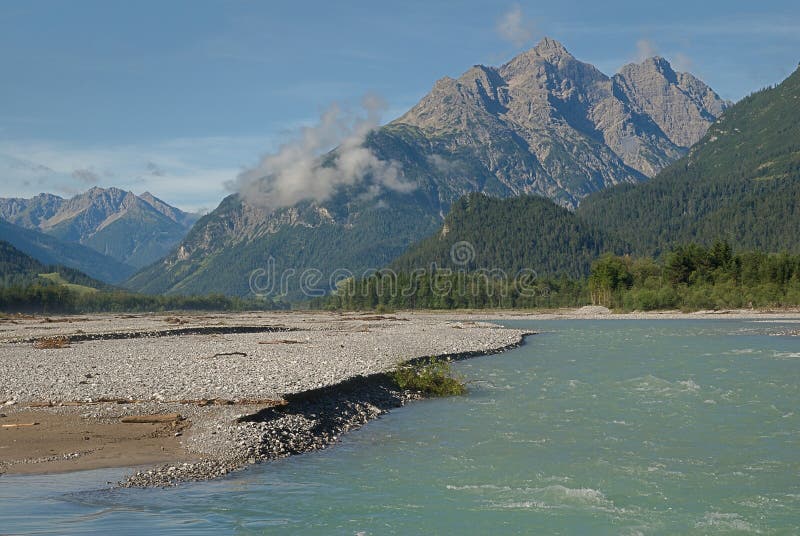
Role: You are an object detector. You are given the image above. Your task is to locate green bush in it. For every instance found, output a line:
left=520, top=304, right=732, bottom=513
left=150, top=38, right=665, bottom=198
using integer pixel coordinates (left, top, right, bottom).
left=389, top=358, right=467, bottom=397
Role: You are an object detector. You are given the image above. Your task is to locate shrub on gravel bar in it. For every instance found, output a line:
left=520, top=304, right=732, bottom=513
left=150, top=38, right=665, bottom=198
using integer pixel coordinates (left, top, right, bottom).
left=389, top=357, right=467, bottom=397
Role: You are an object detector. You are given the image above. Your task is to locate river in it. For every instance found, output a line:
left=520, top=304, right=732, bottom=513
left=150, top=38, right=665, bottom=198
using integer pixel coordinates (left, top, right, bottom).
left=1, top=319, right=798, bottom=534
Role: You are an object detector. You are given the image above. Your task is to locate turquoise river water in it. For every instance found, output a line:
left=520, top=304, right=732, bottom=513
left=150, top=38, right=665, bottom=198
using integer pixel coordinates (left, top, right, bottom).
left=1, top=319, right=798, bottom=534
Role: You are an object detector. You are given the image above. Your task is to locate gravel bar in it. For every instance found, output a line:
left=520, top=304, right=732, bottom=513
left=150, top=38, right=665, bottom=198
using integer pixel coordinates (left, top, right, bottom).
left=0, top=312, right=528, bottom=485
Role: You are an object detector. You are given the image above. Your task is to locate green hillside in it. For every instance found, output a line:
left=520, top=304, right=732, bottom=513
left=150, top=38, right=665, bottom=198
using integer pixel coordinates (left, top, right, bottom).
left=577, top=67, right=800, bottom=256
left=126, top=192, right=440, bottom=299
left=0, top=219, right=136, bottom=283
left=0, top=240, right=110, bottom=290
left=391, top=193, right=616, bottom=279
left=37, top=272, right=99, bottom=295
left=0, top=240, right=285, bottom=313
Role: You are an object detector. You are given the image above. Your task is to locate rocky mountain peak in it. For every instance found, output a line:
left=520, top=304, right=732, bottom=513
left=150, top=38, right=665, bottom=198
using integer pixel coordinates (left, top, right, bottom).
left=532, top=36, right=572, bottom=59
left=500, top=37, right=576, bottom=74
left=139, top=191, right=199, bottom=227
left=613, top=56, right=729, bottom=148
left=499, top=37, right=604, bottom=94
left=393, top=40, right=728, bottom=206
left=32, top=192, right=64, bottom=202
left=618, top=56, right=678, bottom=84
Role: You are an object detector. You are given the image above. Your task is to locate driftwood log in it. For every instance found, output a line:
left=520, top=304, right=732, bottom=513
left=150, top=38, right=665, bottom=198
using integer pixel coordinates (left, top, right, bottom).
left=1, top=422, right=40, bottom=428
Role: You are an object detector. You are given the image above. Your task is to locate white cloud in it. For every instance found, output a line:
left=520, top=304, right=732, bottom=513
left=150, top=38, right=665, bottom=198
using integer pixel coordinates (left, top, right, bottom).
left=427, top=154, right=461, bottom=174
left=671, top=52, right=693, bottom=72
left=227, top=94, right=415, bottom=210
left=496, top=5, right=537, bottom=48
left=636, top=39, right=659, bottom=61
left=0, top=102, right=417, bottom=214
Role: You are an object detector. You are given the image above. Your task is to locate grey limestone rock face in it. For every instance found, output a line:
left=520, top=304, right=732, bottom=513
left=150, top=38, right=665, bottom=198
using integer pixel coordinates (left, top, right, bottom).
left=396, top=37, right=729, bottom=206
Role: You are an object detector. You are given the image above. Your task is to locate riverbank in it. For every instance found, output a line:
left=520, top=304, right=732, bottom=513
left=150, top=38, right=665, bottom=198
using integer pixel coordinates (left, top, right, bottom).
left=0, top=311, right=527, bottom=482
left=3, top=307, right=796, bottom=483
left=427, top=305, right=800, bottom=321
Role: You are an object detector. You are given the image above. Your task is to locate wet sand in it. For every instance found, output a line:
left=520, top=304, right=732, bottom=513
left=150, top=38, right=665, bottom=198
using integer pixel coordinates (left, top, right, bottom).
left=0, top=409, right=192, bottom=475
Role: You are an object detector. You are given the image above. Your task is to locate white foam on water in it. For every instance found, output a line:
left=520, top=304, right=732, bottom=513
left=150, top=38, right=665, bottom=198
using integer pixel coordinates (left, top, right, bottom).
left=491, top=500, right=551, bottom=509
left=736, top=495, right=782, bottom=509
left=642, top=462, right=685, bottom=479
left=624, top=375, right=702, bottom=398
left=772, top=351, right=800, bottom=359
left=446, top=483, right=611, bottom=509
left=695, top=512, right=761, bottom=533
left=538, top=474, right=572, bottom=483
left=446, top=483, right=512, bottom=492
left=627, top=374, right=674, bottom=394
left=677, top=379, right=700, bottom=392
left=483, top=484, right=622, bottom=514
left=507, top=437, right=550, bottom=445
left=547, top=485, right=607, bottom=504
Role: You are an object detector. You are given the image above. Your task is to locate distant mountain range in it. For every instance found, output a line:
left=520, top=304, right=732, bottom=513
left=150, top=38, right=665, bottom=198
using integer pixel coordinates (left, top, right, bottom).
left=0, top=187, right=199, bottom=280
left=128, top=38, right=728, bottom=298
left=9, top=41, right=791, bottom=302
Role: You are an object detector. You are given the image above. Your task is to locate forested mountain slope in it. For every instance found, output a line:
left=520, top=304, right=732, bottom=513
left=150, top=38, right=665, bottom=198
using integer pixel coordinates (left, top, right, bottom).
left=391, top=193, right=616, bottom=279
left=578, top=67, right=800, bottom=255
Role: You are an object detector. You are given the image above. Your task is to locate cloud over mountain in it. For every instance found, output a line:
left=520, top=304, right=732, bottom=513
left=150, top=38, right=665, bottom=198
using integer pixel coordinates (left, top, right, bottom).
left=496, top=5, right=537, bottom=47
left=227, top=94, right=414, bottom=210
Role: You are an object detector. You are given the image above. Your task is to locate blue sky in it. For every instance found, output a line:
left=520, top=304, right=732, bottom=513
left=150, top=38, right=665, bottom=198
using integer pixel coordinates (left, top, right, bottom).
left=1, top=0, right=798, bottom=211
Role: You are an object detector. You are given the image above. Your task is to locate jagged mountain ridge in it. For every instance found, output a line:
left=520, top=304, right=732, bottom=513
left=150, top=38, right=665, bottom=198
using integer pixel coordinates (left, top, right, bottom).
left=0, top=187, right=200, bottom=268
left=394, top=37, right=728, bottom=206
left=127, top=38, right=728, bottom=298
